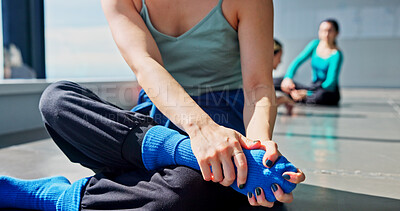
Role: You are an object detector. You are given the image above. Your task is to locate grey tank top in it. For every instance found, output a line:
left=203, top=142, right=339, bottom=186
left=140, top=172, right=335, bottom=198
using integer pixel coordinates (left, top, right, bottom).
left=140, top=0, right=243, bottom=96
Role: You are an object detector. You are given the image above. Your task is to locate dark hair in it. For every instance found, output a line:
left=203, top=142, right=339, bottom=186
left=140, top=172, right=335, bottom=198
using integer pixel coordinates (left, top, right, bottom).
left=273, top=39, right=283, bottom=55
left=321, top=19, right=339, bottom=33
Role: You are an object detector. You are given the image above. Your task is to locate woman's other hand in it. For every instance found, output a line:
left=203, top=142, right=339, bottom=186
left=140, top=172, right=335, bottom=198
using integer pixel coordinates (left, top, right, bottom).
left=257, top=140, right=281, bottom=169
left=189, top=123, right=261, bottom=188
left=281, top=78, right=296, bottom=94
left=247, top=168, right=306, bottom=207
left=290, top=89, right=307, bottom=101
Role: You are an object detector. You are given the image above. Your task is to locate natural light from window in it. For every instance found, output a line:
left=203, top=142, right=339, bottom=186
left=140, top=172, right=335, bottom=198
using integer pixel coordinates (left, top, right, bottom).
left=44, top=0, right=134, bottom=80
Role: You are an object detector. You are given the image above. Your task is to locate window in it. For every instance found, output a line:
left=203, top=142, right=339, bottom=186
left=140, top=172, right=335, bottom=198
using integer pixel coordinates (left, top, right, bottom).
left=44, top=0, right=134, bottom=80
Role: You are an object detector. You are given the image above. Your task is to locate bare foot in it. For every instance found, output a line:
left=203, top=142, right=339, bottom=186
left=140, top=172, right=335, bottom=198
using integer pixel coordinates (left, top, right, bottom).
left=290, top=89, right=307, bottom=101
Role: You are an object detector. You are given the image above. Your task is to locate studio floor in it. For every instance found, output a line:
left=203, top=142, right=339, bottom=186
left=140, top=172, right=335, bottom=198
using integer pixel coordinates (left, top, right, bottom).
left=1, top=88, right=399, bottom=210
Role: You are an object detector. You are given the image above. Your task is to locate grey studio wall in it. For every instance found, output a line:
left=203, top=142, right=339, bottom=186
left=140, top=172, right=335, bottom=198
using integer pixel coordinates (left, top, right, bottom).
left=273, top=0, right=400, bottom=88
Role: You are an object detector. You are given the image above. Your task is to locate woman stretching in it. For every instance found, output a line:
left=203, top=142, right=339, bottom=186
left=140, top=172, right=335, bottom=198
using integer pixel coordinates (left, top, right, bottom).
left=278, top=19, right=343, bottom=105
left=0, top=0, right=305, bottom=210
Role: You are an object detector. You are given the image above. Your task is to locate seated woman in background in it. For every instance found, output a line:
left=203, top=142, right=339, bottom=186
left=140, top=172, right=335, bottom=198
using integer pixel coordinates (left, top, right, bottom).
left=277, top=19, right=343, bottom=106
left=273, top=39, right=295, bottom=114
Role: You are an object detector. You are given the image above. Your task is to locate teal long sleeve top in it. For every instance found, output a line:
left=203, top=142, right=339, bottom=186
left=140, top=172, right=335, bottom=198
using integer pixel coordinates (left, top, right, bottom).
left=284, top=39, right=343, bottom=92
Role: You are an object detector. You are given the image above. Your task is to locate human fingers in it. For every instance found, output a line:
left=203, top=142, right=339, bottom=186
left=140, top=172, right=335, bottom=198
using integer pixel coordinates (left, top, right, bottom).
left=219, top=153, right=236, bottom=187
left=281, top=78, right=295, bottom=94
left=233, top=150, right=247, bottom=188
left=290, top=91, right=302, bottom=101
left=260, top=140, right=279, bottom=168
left=210, top=159, right=223, bottom=183
left=247, top=192, right=259, bottom=206
left=280, top=79, right=289, bottom=90
left=281, top=87, right=290, bottom=94
left=286, top=78, right=295, bottom=90
left=289, top=90, right=297, bottom=99
left=281, top=85, right=292, bottom=94
left=282, top=168, right=306, bottom=184
left=237, top=133, right=261, bottom=150
left=254, top=187, right=274, bottom=208
left=233, top=133, right=254, bottom=188
left=280, top=83, right=290, bottom=94
left=290, top=82, right=296, bottom=90
left=198, top=159, right=212, bottom=181
left=271, top=183, right=293, bottom=203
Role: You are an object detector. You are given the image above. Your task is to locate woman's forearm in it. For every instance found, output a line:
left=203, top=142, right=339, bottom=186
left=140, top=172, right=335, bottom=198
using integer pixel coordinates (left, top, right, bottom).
left=133, top=57, right=217, bottom=133
left=101, top=0, right=216, bottom=134
left=243, top=85, right=277, bottom=141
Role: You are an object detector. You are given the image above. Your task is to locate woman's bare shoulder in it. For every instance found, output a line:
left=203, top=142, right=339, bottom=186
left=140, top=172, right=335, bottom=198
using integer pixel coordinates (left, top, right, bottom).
left=230, top=0, right=274, bottom=24
left=129, top=0, right=241, bottom=30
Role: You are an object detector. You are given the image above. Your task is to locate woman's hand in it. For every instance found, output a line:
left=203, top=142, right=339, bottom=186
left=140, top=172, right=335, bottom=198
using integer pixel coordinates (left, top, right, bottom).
left=247, top=141, right=305, bottom=207
left=189, top=123, right=261, bottom=188
left=290, top=89, right=308, bottom=101
left=257, top=140, right=281, bottom=168
left=281, top=78, right=296, bottom=94
left=247, top=169, right=306, bottom=207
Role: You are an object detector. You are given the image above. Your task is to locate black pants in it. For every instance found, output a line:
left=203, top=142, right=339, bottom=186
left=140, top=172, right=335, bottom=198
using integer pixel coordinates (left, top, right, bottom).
left=273, top=77, right=340, bottom=106
left=39, top=81, right=254, bottom=210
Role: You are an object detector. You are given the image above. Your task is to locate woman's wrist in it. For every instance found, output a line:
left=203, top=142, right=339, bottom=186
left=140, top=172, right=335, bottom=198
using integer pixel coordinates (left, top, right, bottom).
left=282, top=77, right=293, bottom=82
left=183, top=114, right=218, bottom=138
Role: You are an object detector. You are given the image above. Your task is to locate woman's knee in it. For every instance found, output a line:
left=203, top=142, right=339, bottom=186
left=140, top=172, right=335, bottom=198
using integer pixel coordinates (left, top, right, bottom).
left=39, top=80, right=77, bottom=123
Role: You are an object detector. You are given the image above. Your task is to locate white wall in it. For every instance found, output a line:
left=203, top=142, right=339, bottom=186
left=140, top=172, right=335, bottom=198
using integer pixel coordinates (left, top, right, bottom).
left=273, top=0, right=400, bottom=88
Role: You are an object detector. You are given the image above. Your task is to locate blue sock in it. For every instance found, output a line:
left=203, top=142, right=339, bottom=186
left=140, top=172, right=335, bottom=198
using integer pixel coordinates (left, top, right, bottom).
left=142, top=126, right=298, bottom=202
left=0, top=175, right=89, bottom=211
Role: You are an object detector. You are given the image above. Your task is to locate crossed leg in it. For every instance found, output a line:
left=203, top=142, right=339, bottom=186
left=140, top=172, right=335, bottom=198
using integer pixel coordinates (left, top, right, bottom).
left=38, top=81, right=247, bottom=210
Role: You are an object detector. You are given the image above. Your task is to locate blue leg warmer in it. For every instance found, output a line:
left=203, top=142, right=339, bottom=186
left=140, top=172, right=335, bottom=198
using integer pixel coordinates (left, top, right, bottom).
left=0, top=175, right=89, bottom=211
left=142, top=125, right=297, bottom=202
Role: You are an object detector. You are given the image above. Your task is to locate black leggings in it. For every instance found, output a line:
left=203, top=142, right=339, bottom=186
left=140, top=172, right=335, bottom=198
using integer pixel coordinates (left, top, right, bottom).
left=39, top=81, right=250, bottom=210
left=273, top=77, right=340, bottom=106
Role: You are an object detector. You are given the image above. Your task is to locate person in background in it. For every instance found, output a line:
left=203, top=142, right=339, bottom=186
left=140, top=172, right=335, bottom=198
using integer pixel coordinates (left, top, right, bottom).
left=273, top=39, right=295, bottom=115
left=3, top=44, right=36, bottom=79
left=278, top=19, right=343, bottom=106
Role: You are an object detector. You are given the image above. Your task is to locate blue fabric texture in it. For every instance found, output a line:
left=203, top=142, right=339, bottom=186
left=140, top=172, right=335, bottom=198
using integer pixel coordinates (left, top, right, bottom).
left=131, top=88, right=246, bottom=136
left=0, top=175, right=89, bottom=211
left=142, top=125, right=297, bottom=202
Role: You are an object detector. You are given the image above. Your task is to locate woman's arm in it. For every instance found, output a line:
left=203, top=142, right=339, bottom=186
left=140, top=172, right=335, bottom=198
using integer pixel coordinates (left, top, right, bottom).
left=237, top=0, right=305, bottom=207
left=281, top=40, right=318, bottom=93
left=284, top=39, right=319, bottom=79
left=101, top=0, right=198, bottom=129
left=101, top=0, right=257, bottom=188
left=238, top=0, right=278, bottom=161
left=321, top=51, right=343, bottom=91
